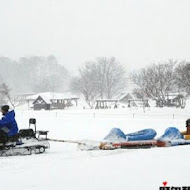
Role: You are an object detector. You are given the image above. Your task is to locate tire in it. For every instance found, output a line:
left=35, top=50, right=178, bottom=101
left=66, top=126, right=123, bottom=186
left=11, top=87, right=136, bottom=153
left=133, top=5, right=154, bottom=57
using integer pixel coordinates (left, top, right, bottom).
left=0, top=151, right=7, bottom=157
left=30, top=148, right=36, bottom=155
left=39, top=146, right=45, bottom=154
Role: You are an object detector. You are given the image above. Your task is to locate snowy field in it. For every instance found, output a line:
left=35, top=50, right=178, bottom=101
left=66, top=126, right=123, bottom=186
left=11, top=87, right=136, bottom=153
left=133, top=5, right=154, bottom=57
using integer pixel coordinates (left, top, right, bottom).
left=1, top=107, right=190, bottom=190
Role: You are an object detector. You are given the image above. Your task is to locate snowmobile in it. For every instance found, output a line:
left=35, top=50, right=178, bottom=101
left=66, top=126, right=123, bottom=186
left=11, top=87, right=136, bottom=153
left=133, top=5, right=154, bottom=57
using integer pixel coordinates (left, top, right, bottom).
left=0, top=118, right=50, bottom=157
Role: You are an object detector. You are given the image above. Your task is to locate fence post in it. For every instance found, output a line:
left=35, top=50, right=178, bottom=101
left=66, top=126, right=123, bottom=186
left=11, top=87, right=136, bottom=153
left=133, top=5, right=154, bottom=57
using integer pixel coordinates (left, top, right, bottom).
left=93, top=113, right=95, bottom=119
left=173, top=114, right=174, bottom=120
left=133, top=113, right=134, bottom=119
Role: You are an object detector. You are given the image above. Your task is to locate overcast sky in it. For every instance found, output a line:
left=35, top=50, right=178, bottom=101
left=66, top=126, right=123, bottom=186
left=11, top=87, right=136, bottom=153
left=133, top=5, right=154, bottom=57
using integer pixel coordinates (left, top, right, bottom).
left=0, top=0, right=190, bottom=72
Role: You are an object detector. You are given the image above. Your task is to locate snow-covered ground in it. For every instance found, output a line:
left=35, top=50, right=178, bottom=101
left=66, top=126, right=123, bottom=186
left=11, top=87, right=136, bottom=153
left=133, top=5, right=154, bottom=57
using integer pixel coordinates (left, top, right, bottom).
left=1, top=107, right=190, bottom=190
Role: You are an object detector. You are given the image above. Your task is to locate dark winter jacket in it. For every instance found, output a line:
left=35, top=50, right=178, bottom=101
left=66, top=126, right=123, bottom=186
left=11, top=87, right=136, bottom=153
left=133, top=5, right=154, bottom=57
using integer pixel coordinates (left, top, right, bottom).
left=0, top=110, right=18, bottom=136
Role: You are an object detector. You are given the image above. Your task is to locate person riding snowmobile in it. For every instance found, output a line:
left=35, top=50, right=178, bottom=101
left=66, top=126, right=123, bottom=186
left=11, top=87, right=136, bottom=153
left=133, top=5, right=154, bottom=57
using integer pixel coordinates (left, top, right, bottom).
left=181, top=119, right=190, bottom=140
left=0, top=105, right=18, bottom=143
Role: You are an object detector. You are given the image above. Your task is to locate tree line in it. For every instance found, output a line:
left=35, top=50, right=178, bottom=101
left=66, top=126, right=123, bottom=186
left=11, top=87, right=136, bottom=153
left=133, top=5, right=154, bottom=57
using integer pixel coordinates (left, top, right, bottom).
left=0, top=56, right=190, bottom=108
left=0, top=56, right=69, bottom=94
left=71, top=59, right=190, bottom=108
left=131, top=60, right=190, bottom=107
left=71, top=57, right=127, bottom=108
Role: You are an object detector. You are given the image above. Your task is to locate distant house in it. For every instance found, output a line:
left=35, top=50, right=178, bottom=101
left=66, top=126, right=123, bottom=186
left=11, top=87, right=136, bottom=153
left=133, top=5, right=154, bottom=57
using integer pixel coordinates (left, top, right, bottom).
left=156, top=92, right=186, bottom=108
left=33, top=96, right=51, bottom=110
left=26, top=92, right=79, bottom=110
left=116, top=92, right=149, bottom=108
left=95, top=92, right=149, bottom=109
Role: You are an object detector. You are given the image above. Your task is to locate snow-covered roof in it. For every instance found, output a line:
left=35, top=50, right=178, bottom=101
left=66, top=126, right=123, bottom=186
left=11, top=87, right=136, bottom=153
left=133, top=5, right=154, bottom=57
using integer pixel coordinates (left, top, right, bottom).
left=96, top=99, right=119, bottom=101
left=39, top=95, right=52, bottom=104
left=114, top=91, right=130, bottom=100
left=26, top=92, right=79, bottom=100
left=114, top=92, right=138, bottom=101
left=164, top=92, right=186, bottom=99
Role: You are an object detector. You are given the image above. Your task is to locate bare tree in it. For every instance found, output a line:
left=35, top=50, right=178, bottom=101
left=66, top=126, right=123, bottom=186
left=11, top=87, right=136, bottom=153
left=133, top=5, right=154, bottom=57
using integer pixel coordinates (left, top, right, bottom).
left=71, top=63, right=99, bottom=108
left=0, top=93, right=6, bottom=105
left=0, top=83, right=25, bottom=108
left=71, top=57, right=127, bottom=108
left=0, top=56, right=70, bottom=94
left=94, top=57, right=127, bottom=99
left=175, top=61, right=190, bottom=95
left=130, top=60, right=176, bottom=106
left=0, top=83, right=15, bottom=107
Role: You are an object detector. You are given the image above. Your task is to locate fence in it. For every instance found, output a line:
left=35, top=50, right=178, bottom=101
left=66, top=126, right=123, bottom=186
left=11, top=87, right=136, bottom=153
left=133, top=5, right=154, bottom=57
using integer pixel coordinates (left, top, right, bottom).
left=15, top=111, right=190, bottom=120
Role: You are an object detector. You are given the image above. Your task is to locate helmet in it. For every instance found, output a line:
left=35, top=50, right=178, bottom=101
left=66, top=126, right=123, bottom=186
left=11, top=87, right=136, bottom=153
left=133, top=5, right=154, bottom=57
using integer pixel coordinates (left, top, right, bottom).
left=186, top=119, right=190, bottom=127
left=1, top=105, right=9, bottom=113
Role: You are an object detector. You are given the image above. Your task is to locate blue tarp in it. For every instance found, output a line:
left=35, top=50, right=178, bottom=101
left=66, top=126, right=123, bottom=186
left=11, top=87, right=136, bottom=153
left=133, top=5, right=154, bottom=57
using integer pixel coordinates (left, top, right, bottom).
left=158, top=127, right=184, bottom=141
left=125, top=129, right=157, bottom=141
left=104, top=127, right=184, bottom=142
left=104, top=128, right=157, bottom=142
left=104, top=128, right=127, bottom=142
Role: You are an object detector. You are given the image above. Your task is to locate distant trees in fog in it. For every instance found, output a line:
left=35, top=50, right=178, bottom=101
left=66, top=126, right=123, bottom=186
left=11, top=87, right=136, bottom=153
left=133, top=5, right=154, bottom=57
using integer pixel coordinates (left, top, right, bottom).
left=175, top=61, right=190, bottom=95
left=71, top=58, right=190, bottom=108
left=131, top=60, right=176, bottom=103
left=0, top=83, right=7, bottom=105
left=0, top=83, right=13, bottom=107
left=130, top=60, right=190, bottom=106
left=1, top=54, right=190, bottom=109
left=71, top=57, right=127, bottom=108
left=0, top=82, right=27, bottom=107
left=0, top=56, right=69, bottom=94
